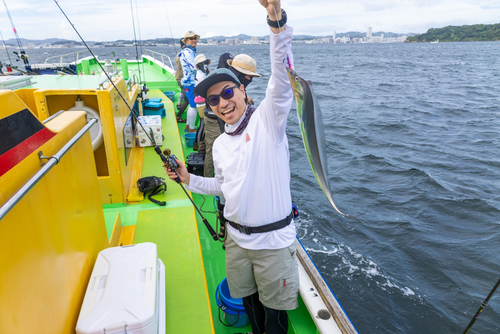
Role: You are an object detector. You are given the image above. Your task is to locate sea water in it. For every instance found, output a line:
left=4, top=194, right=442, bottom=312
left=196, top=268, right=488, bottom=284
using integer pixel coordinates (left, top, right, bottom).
left=8, top=41, right=499, bottom=333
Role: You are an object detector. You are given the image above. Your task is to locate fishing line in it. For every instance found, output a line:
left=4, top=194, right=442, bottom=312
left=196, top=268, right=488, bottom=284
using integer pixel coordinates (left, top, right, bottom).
left=53, top=0, right=156, bottom=146
left=272, top=4, right=363, bottom=218
left=53, top=0, right=219, bottom=242
left=463, top=275, right=500, bottom=334
left=0, top=30, right=12, bottom=65
left=134, top=0, right=147, bottom=83
left=162, top=0, right=177, bottom=54
left=129, top=0, right=143, bottom=83
left=272, top=5, right=292, bottom=69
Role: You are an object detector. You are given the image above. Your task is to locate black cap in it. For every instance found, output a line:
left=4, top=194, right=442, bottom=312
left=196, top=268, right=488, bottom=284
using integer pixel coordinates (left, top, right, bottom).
left=194, top=68, right=241, bottom=99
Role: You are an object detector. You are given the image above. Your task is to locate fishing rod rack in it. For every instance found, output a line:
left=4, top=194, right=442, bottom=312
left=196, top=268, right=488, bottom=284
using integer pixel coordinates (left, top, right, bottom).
left=98, top=70, right=120, bottom=89
left=126, top=74, right=141, bottom=91
left=143, top=49, right=174, bottom=69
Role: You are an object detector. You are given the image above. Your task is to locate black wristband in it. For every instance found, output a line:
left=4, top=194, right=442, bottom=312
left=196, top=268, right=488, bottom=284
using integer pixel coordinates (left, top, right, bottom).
left=266, top=8, right=287, bottom=29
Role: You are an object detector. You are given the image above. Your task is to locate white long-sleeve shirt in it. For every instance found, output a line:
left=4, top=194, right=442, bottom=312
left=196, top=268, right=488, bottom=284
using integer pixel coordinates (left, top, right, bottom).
left=186, top=26, right=295, bottom=250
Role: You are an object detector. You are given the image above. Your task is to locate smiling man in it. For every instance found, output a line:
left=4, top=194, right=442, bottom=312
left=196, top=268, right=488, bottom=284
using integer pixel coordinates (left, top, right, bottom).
left=165, top=1, right=296, bottom=333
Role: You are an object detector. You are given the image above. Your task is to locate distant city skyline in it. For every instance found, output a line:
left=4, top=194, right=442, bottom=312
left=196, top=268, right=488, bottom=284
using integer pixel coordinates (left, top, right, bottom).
left=0, top=0, right=499, bottom=42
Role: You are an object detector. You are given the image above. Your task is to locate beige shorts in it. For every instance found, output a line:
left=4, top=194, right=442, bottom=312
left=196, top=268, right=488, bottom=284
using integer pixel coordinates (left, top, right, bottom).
left=225, top=232, right=299, bottom=310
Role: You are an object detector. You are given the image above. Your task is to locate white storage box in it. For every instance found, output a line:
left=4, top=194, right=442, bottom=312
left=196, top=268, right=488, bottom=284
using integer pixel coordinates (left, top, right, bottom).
left=135, top=116, right=163, bottom=147
left=136, top=116, right=162, bottom=136
left=76, top=243, right=165, bottom=334
left=136, top=133, right=163, bottom=147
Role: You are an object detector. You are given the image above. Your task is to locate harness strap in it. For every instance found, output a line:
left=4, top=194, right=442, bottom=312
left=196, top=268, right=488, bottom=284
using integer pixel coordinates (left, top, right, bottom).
left=228, top=211, right=294, bottom=235
left=148, top=184, right=167, bottom=206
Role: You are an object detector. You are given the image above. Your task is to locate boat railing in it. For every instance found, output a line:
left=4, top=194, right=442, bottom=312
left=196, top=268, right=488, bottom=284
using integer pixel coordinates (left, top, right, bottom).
left=126, top=73, right=141, bottom=91
left=143, top=49, right=174, bottom=69
left=98, top=70, right=120, bottom=89
left=0, top=118, right=98, bottom=221
left=44, top=50, right=90, bottom=65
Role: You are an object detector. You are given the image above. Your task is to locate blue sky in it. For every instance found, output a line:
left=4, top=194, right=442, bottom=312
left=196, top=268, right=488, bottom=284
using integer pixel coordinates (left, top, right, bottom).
left=0, top=0, right=499, bottom=42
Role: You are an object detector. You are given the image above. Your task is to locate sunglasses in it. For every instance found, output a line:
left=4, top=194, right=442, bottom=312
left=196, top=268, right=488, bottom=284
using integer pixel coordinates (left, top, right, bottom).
left=207, top=85, right=240, bottom=106
left=186, top=37, right=197, bottom=41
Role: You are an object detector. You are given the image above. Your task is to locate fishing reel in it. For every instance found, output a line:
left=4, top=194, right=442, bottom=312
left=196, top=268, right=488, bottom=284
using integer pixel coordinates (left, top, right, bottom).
left=155, top=147, right=180, bottom=183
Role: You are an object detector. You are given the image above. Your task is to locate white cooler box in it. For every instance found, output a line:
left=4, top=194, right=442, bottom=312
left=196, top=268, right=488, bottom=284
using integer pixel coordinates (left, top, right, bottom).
left=76, top=243, right=165, bottom=334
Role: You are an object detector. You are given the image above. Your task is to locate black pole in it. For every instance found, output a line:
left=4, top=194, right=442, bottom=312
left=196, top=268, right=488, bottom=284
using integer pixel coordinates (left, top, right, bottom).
left=463, top=276, right=500, bottom=334
left=155, top=147, right=218, bottom=241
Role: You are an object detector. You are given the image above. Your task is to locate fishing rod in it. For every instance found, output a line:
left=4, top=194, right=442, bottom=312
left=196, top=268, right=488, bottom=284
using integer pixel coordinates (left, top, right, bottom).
left=2, top=0, right=30, bottom=71
left=134, top=0, right=147, bottom=83
left=162, top=0, right=177, bottom=54
left=0, top=30, right=13, bottom=66
left=129, top=0, right=143, bottom=83
left=52, top=0, right=218, bottom=241
left=463, top=276, right=500, bottom=334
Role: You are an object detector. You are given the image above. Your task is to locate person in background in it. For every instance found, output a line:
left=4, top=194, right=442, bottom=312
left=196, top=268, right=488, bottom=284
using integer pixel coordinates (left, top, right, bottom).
left=194, top=54, right=211, bottom=149
left=174, top=38, right=188, bottom=123
left=202, top=53, right=261, bottom=177
left=165, top=1, right=297, bottom=333
left=227, top=54, right=262, bottom=105
left=179, top=30, right=200, bottom=132
left=195, top=54, right=211, bottom=83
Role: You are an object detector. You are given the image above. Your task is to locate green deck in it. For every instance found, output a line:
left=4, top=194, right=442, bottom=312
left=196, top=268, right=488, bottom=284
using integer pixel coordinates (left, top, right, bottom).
left=98, top=57, right=319, bottom=333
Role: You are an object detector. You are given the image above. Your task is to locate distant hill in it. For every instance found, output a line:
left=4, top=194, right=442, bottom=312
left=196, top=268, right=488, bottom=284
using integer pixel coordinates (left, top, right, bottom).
left=4, top=31, right=415, bottom=46
left=406, top=23, right=500, bottom=42
left=4, top=38, right=78, bottom=45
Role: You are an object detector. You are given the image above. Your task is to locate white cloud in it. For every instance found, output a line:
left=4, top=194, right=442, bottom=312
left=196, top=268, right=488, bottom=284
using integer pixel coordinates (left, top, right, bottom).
left=0, top=0, right=498, bottom=41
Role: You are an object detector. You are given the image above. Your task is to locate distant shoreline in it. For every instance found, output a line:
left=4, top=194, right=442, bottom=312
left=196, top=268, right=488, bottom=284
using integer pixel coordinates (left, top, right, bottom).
left=406, top=23, right=500, bottom=43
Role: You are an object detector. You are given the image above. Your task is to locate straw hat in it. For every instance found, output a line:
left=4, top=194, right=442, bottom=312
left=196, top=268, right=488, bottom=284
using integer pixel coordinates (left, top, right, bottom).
left=182, top=30, right=200, bottom=42
left=227, top=54, right=261, bottom=77
left=195, top=54, right=211, bottom=65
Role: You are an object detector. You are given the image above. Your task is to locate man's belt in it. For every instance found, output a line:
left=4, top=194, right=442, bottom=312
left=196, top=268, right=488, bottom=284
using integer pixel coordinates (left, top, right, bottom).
left=228, top=211, right=294, bottom=235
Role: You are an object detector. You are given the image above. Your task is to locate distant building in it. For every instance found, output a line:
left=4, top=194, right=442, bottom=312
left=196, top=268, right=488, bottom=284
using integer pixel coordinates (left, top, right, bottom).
left=333, top=30, right=336, bottom=40
left=367, top=27, right=372, bottom=39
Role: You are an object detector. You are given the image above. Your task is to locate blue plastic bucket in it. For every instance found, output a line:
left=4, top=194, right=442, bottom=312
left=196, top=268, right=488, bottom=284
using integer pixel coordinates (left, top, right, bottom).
left=164, top=91, right=176, bottom=102
left=215, top=278, right=249, bottom=328
left=184, top=132, right=196, bottom=147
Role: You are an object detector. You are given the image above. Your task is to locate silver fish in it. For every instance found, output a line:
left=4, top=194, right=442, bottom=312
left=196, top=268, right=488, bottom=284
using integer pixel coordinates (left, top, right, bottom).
left=287, top=67, right=354, bottom=218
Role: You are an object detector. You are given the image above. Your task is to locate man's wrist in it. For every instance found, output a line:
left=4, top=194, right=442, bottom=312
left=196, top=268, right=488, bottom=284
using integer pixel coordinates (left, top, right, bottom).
left=267, top=7, right=282, bottom=21
left=267, top=8, right=286, bottom=29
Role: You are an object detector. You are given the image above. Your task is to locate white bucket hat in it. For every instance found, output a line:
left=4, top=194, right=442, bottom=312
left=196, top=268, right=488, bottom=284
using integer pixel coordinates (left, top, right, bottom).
left=227, top=54, right=261, bottom=77
left=195, top=54, right=211, bottom=65
left=182, top=30, right=200, bottom=42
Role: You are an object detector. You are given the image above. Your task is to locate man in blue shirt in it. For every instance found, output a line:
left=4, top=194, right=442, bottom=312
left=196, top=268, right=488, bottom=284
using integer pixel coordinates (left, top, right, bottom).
left=179, top=30, right=199, bottom=131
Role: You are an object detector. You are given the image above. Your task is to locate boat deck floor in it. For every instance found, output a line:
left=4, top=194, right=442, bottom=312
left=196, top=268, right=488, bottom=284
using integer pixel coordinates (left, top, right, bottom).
left=102, top=89, right=316, bottom=333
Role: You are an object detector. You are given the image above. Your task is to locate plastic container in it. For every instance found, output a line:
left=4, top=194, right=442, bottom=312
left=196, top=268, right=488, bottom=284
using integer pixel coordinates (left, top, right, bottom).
left=215, top=278, right=249, bottom=328
left=164, top=91, right=176, bottom=102
left=76, top=243, right=166, bottom=334
left=184, top=132, right=196, bottom=147
left=148, top=98, right=162, bottom=103
left=143, top=108, right=166, bottom=118
left=196, top=105, right=205, bottom=119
